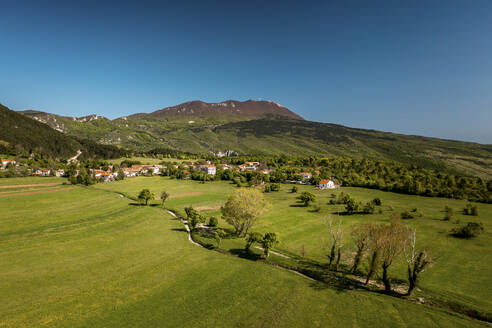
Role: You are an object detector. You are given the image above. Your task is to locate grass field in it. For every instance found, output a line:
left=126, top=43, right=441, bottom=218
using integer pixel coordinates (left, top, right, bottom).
left=0, top=176, right=490, bottom=327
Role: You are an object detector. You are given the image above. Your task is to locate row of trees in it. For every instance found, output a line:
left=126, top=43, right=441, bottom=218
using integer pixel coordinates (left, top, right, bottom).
left=327, top=218, right=433, bottom=295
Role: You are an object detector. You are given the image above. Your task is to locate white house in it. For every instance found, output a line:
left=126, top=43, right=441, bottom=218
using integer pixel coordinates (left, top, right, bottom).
left=318, top=179, right=336, bottom=189
left=1, top=159, right=16, bottom=169
left=34, top=168, right=51, bottom=177
left=200, top=164, right=216, bottom=175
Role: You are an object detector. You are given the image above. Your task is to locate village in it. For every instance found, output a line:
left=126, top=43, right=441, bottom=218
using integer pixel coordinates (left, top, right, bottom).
left=0, top=157, right=337, bottom=189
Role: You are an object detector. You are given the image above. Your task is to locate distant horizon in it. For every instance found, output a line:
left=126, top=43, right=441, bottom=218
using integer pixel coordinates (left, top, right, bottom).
left=1, top=0, right=491, bottom=143
left=5, top=98, right=491, bottom=145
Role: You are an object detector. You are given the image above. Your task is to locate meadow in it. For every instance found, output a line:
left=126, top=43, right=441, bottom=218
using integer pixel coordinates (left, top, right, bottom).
left=0, top=176, right=490, bottom=327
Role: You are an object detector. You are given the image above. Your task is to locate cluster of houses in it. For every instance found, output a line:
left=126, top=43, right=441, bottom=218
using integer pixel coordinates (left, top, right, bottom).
left=2, top=157, right=337, bottom=189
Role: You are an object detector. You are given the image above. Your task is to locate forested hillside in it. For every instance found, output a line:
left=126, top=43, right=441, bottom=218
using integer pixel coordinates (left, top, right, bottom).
left=0, top=104, right=124, bottom=160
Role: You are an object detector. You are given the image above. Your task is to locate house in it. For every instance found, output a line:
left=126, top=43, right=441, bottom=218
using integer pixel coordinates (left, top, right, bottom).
left=100, top=174, right=115, bottom=182
left=300, top=172, right=312, bottom=180
left=318, top=179, right=336, bottom=189
left=34, top=168, right=51, bottom=177
left=1, top=159, right=16, bottom=169
left=218, top=163, right=231, bottom=170
left=122, top=167, right=140, bottom=177
left=237, top=162, right=259, bottom=172
left=55, top=169, right=65, bottom=177
left=200, top=164, right=216, bottom=175
left=314, top=170, right=320, bottom=176
left=260, top=169, right=270, bottom=174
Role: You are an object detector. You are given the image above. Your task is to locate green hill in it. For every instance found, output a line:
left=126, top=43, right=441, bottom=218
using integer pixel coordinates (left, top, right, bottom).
left=0, top=104, right=124, bottom=160
left=17, top=100, right=492, bottom=178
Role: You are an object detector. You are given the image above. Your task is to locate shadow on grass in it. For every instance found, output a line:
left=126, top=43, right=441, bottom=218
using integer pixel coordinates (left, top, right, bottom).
left=229, top=248, right=263, bottom=261
left=171, top=228, right=187, bottom=232
left=289, top=204, right=308, bottom=208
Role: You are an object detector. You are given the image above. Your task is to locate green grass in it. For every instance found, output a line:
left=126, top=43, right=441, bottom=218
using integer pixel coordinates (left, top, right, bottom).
left=93, top=177, right=492, bottom=315
left=0, top=177, right=490, bottom=327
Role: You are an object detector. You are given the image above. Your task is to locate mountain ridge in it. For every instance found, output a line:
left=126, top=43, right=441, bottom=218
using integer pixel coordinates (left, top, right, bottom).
left=14, top=100, right=492, bottom=179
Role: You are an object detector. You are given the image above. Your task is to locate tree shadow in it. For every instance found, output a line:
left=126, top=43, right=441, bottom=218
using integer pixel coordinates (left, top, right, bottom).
left=171, top=228, right=187, bottom=232
left=290, top=204, right=308, bottom=207
left=229, top=248, right=263, bottom=261
left=129, top=202, right=145, bottom=206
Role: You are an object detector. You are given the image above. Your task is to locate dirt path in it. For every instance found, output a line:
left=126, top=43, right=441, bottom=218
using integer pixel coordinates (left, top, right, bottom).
left=0, top=182, right=63, bottom=189
left=169, top=192, right=203, bottom=199
left=167, top=210, right=202, bottom=247
left=195, top=205, right=221, bottom=211
left=67, top=150, right=82, bottom=164
left=0, top=187, right=73, bottom=198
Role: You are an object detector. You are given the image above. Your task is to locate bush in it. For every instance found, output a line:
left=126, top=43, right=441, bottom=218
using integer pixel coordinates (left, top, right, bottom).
left=312, top=203, right=321, bottom=212
left=400, top=211, right=414, bottom=219
left=208, top=217, right=218, bottom=227
left=444, top=206, right=453, bottom=221
left=463, top=203, right=478, bottom=216
left=345, top=198, right=360, bottom=214
left=291, top=186, right=298, bottom=193
left=362, top=201, right=375, bottom=214
left=451, top=222, right=484, bottom=238
left=372, top=198, right=382, bottom=206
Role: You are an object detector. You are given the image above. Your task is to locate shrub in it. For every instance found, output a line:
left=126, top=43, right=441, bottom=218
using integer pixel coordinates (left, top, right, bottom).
left=372, top=198, right=382, bottom=206
left=208, top=217, right=218, bottom=227
left=451, top=222, right=484, bottom=238
left=345, top=198, right=360, bottom=214
left=463, top=203, right=478, bottom=216
left=444, top=206, right=453, bottom=221
left=400, top=211, right=414, bottom=219
left=270, top=183, right=280, bottom=192
left=312, top=203, right=321, bottom=212
left=362, top=201, right=375, bottom=214
left=291, top=186, right=298, bottom=193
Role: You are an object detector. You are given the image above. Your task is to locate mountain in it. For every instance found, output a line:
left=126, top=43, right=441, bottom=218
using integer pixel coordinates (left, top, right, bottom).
left=1, top=104, right=123, bottom=160
left=123, top=100, right=304, bottom=122
left=17, top=100, right=492, bottom=179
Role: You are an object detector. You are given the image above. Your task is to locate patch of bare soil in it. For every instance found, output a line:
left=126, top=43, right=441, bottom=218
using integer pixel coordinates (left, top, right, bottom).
left=169, top=192, right=204, bottom=199
left=0, top=182, right=63, bottom=189
left=195, top=205, right=221, bottom=211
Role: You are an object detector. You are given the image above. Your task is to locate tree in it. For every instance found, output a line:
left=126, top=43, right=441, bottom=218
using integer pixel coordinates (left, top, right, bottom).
left=350, top=224, right=371, bottom=273
left=245, top=231, right=263, bottom=252
left=291, top=186, right=298, bottom=193
left=214, top=228, right=226, bottom=248
left=208, top=217, right=218, bottom=227
left=327, top=217, right=342, bottom=269
left=345, top=198, right=359, bottom=214
left=443, top=206, right=453, bottom=221
left=297, top=191, right=316, bottom=206
left=380, top=220, right=410, bottom=291
left=138, top=189, right=154, bottom=205
left=362, top=201, right=375, bottom=214
left=365, top=224, right=385, bottom=284
left=221, top=188, right=270, bottom=237
left=404, top=230, right=433, bottom=296
left=260, top=232, right=279, bottom=258
left=160, top=191, right=170, bottom=207
left=185, top=206, right=204, bottom=230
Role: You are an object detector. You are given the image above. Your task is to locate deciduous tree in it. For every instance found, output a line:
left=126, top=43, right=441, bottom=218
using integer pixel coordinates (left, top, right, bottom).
left=221, top=188, right=270, bottom=237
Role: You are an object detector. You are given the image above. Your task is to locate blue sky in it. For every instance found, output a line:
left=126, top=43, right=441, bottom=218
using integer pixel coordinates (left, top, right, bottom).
left=1, top=0, right=491, bottom=143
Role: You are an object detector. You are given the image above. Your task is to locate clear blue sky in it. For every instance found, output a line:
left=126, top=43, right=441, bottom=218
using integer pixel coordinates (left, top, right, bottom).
left=1, top=0, right=491, bottom=143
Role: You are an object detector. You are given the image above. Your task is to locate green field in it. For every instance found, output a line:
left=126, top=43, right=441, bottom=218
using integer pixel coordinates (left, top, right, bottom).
left=1, top=177, right=490, bottom=327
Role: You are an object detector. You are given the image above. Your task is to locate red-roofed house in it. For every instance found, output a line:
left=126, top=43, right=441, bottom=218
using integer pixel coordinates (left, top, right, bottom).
left=318, top=179, right=336, bottom=189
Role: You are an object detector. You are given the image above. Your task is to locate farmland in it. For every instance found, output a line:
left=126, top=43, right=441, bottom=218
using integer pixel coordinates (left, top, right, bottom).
left=0, top=176, right=490, bottom=327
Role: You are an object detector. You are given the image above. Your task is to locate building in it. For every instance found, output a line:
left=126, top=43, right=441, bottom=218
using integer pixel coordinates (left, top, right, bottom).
left=237, top=162, right=259, bottom=172
left=300, top=172, right=312, bottom=180
left=34, top=168, right=51, bottom=177
left=260, top=169, right=270, bottom=174
left=318, top=179, right=336, bottom=189
left=55, top=169, right=65, bottom=177
left=200, top=164, right=216, bottom=175
left=1, top=159, right=16, bottom=169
